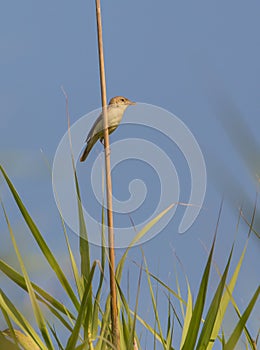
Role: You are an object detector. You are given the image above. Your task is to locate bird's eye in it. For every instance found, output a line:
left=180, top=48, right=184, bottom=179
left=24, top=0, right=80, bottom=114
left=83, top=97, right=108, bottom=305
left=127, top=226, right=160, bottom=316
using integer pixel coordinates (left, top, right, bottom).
left=121, top=98, right=125, bottom=102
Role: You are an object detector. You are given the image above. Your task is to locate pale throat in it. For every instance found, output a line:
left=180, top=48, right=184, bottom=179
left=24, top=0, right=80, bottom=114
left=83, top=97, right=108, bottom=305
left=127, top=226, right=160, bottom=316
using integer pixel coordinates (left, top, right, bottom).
left=108, top=104, right=128, bottom=121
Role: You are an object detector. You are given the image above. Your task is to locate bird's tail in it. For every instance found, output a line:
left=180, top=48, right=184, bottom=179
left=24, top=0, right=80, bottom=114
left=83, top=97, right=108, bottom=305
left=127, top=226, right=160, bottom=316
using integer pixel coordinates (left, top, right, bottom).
left=80, top=134, right=100, bottom=162
left=80, top=140, right=94, bottom=162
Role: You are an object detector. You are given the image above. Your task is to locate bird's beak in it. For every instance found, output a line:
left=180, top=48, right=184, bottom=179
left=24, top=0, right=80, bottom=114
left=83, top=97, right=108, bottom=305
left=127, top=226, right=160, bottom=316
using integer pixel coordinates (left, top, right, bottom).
left=129, top=100, right=136, bottom=105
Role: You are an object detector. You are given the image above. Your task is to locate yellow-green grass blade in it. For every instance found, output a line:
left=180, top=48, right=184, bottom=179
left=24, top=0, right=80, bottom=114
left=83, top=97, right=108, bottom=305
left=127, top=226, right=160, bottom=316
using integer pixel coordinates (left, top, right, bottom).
left=166, top=322, right=174, bottom=350
left=72, top=169, right=93, bottom=342
left=65, top=261, right=97, bottom=350
left=0, top=330, right=20, bottom=350
left=74, top=343, right=89, bottom=350
left=117, top=280, right=141, bottom=349
left=92, top=170, right=110, bottom=350
left=91, top=262, right=105, bottom=340
left=91, top=287, right=102, bottom=341
left=48, top=324, right=65, bottom=350
left=46, top=143, right=84, bottom=303
left=143, top=253, right=166, bottom=349
left=196, top=245, right=233, bottom=349
left=91, top=179, right=106, bottom=339
left=1, top=329, right=41, bottom=350
left=0, top=259, right=75, bottom=330
left=63, top=228, right=83, bottom=302
left=95, top=297, right=111, bottom=350
left=131, top=303, right=176, bottom=349
left=221, top=329, right=226, bottom=347
left=0, top=309, right=20, bottom=349
left=155, top=274, right=160, bottom=348
left=131, top=261, right=143, bottom=348
left=181, top=236, right=216, bottom=350
left=116, top=203, right=176, bottom=283
left=165, top=295, right=174, bottom=350
left=117, top=281, right=138, bottom=349
left=119, top=311, right=133, bottom=350
left=0, top=291, right=47, bottom=350
left=64, top=95, right=91, bottom=285
left=228, top=292, right=258, bottom=349
left=166, top=294, right=183, bottom=331
left=180, top=277, right=193, bottom=349
left=153, top=284, right=158, bottom=350
left=1, top=289, right=73, bottom=339
left=132, top=311, right=163, bottom=344
left=72, top=166, right=91, bottom=281
left=174, top=264, right=185, bottom=319
left=120, top=310, right=140, bottom=350
left=56, top=192, right=84, bottom=300
left=92, top=207, right=106, bottom=338
left=95, top=333, right=115, bottom=350
left=0, top=165, right=79, bottom=311
left=44, top=146, right=84, bottom=302
left=91, top=174, right=106, bottom=340
left=117, top=279, right=132, bottom=320
left=146, top=269, right=186, bottom=304
left=65, top=93, right=93, bottom=345
left=2, top=204, right=54, bottom=349
left=42, top=149, right=84, bottom=307
left=223, top=286, right=259, bottom=350
left=121, top=311, right=131, bottom=349
left=207, top=240, right=248, bottom=350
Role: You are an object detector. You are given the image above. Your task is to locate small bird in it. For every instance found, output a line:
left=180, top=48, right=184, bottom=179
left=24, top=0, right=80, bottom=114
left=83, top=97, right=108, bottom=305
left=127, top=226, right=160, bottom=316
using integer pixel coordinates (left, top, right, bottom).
left=80, top=96, right=136, bottom=162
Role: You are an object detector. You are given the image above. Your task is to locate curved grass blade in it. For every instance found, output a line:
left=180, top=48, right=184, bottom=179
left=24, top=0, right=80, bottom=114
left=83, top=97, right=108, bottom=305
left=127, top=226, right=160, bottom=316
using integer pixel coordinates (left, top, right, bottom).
left=195, top=245, right=233, bottom=349
left=0, top=291, right=47, bottom=350
left=0, top=330, right=20, bottom=350
left=57, top=196, right=84, bottom=299
left=92, top=219, right=106, bottom=338
left=92, top=177, right=106, bottom=338
left=0, top=165, right=79, bottom=311
left=65, top=261, right=97, bottom=350
left=0, top=310, right=20, bottom=349
left=0, top=259, right=75, bottom=327
left=117, top=279, right=142, bottom=350
left=48, top=325, right=65, bottom=350
left=223, top=286, right=259, bottom=350
left=2, top=204, right=54, bottom=349
left=71, top=168, right=93, bottom=343
left=180, top=277, right=193, bottom=349
left=229, top=293, right=257, bottom=349
left=174, top=264, right=185, bottom=319
left=116, top=203, right=175, bottom=283
left=207, top=240, right=248, bottom=350
left=62, top=86, right=91, bottom=286
left=1, top=329, right=41, bottom=350
left=143, top=252, right=166, bottom=349
left=165, top=294, right=174, bottom=350
left=94, top=297, right=112, bottom=350
left=181, top=236, right=216, bottom=350
left=145, top=269, right=186, bottom=304
left=41, top=144, right=84, bottom=302
left=132, top=311, right=164, bottom=345
left=131, top=261, right=143, bottom=348
left=121, top=311, right=131, bottom=349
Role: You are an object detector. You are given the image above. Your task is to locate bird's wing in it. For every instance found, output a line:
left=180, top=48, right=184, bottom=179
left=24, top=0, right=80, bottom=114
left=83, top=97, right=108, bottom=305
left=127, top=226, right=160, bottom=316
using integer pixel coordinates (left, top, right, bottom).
left=86, top=112, right=104, bottom=143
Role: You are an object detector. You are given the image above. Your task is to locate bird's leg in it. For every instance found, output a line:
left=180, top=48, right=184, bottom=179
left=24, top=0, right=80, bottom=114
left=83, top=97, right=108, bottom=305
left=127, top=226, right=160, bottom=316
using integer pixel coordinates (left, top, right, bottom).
left=100, top=137, right=111, bottom=156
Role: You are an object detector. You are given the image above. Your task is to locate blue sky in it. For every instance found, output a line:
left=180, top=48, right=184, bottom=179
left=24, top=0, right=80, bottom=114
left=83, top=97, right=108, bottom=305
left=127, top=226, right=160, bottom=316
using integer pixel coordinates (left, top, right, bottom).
left=1, top=1, right=259, bottom=348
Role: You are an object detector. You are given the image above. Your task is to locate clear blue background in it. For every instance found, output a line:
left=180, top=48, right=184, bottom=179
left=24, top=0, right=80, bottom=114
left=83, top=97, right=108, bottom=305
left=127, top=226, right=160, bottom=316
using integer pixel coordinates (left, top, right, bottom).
left=1, top=1, right=259, bottom=348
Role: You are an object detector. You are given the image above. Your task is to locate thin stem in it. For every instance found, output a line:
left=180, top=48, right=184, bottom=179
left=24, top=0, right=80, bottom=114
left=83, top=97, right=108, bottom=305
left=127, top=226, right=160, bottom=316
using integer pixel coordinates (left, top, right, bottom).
left=95, top=1, right=119, bottom=349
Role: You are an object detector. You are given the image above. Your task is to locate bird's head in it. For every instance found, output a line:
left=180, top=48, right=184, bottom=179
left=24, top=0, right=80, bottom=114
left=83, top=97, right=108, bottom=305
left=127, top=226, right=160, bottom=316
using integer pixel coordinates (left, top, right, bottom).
left=109, top=96, right=136, bottom=107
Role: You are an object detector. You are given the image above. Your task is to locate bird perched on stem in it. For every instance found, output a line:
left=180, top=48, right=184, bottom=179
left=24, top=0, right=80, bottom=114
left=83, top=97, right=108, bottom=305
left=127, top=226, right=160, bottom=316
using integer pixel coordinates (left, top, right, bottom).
left=80, top=96, right=136, bottom=162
